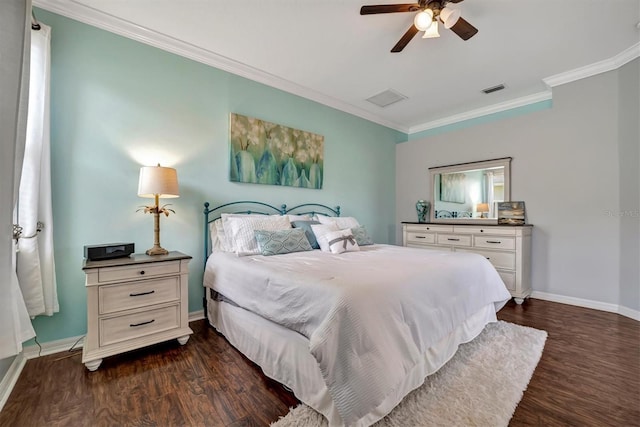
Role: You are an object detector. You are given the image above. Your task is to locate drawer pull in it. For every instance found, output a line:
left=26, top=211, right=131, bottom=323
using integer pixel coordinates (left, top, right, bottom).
left=415, top=236, right=426, bottom=239
left=486, top=257, right=491, bottom=260
left=130, top=319, right=155, bottom=328
left=447, top=238, right=460, bottom=241
left=129, top=290, right=155, bottom=297
left=139, top=270, right=145, bottom=275
left=486, top=240, right=502, bottom=244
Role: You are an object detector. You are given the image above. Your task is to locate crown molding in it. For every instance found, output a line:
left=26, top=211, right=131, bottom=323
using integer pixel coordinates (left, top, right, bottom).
left=543, top=42, right=640, bottom=88
left=33, top=0, right=408, bottom=133
left=408, top=91, right=552, bottom=134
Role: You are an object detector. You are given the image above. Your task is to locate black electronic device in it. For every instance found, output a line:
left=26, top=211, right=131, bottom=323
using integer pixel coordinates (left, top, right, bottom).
left=84, top=243, right=135, bottom=261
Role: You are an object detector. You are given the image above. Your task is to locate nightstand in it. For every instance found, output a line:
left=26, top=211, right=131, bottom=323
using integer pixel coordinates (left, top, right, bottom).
left=81, top=251, right=193, bottom=371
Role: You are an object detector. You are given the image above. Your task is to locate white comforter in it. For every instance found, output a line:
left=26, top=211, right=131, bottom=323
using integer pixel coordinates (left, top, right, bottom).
left=204, top=244, right=510, bottom=426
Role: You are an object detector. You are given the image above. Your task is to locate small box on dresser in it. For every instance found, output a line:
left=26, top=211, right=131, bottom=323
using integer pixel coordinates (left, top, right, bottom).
left=82, top=251, right=193, bottom=371
left=402, top=223, right=532, bottom=304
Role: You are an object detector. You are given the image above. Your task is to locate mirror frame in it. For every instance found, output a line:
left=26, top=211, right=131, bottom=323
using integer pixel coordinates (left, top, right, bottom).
left=429, top=157, right=512, bottom=225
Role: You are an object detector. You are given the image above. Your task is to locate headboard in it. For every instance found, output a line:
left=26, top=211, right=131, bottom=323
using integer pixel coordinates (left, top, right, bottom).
left=203, top=201, right=341, bottom=265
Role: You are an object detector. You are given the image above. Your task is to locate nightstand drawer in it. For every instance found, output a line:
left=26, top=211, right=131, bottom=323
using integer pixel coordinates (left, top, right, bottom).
left=100, top=304, right=180, bottom=347
left=437, top=234, right=472, bottom=246
left=98, top=261, right=180, bottom=283
left=99, top=277, right=180, bottom=315
left=474, top=236, right=515, bottom=250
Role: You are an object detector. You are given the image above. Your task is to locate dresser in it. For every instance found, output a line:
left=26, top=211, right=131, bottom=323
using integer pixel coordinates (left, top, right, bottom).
left=81, top=251, right=193, bottom=371
left=402, top=223, right=532, bottom=304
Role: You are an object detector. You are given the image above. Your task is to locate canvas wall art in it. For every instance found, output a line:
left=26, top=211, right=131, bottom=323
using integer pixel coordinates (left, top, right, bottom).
left=440, top=172, right=466, bottom=204
left=497, top=201, right=526, bottom=225
left=229, top=113, right=324, bottom=189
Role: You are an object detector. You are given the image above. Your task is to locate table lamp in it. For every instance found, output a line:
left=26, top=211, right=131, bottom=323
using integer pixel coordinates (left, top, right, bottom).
left=476, top=203, right=489, bottom=218
left=137, top=164, right=179, bottom=255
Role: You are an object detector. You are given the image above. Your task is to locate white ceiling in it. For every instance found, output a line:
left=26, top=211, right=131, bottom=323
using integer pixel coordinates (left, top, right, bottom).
left=36, top=0, right=640, bottom=133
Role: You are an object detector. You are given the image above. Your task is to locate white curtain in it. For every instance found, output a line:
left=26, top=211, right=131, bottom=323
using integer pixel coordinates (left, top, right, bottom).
left=0, top=0, right=36, bottom=359
left=16, top=22, right=59, bottom=317
left=485, top=171, right=496, bottom=218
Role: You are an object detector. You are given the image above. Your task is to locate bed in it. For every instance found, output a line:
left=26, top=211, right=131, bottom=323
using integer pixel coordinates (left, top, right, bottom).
left=202, top=201, right=511, bottom=427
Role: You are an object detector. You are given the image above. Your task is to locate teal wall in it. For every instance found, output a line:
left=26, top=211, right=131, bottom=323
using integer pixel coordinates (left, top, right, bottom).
left=32, top=9, right=405, bottom=343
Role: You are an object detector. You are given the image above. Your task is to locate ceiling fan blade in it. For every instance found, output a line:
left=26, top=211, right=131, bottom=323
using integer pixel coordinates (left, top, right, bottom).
left=360, top=4, right=420, bottom=15
left=391, top=25, right=419, bottom=52
left=449, top=17, right=478, bottom=40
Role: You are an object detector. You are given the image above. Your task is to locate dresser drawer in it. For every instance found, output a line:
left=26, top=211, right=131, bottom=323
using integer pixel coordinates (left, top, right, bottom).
left=99, top=304, right=180, bottom=347
left=406, top=231, right=436, bottom=245
left=99, top=277, right=180, bottom=315
left=474, top=236, right=515, bottom=250
left=457, top=248, right=516, bottom=270
left=98, top=261, right=180, bottom=283
left=498, top=270, right=516, bottom=291
left=437, top=234, right=472, bottom=247
left=453, top=226, right=516, bottom=236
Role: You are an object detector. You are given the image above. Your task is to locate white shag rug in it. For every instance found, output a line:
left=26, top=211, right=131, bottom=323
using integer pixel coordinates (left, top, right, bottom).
left=272, top=321, right=547, bottom=427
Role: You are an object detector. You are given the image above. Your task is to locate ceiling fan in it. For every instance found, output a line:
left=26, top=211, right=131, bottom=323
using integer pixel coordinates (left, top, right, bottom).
left=360, top=0, right=478, bottom=52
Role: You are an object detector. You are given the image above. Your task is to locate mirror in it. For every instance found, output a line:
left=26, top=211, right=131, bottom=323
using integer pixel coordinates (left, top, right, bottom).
left=429, top=157, right=511, bottom=224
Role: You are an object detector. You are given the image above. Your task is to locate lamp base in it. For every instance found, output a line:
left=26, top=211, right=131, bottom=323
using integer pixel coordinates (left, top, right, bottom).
left=146, top=246, right=169, bottom=256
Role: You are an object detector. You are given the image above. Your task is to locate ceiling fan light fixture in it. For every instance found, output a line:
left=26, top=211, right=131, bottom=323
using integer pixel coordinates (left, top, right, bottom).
left=413, top=9, right=433, bottom=31
left=422, top=19, right=440, bottom=38
left=440, top=6, right=461, bottom=29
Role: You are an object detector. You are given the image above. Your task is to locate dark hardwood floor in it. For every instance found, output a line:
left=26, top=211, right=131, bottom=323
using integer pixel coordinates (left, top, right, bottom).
left=1, top=298, right=638, bottom=427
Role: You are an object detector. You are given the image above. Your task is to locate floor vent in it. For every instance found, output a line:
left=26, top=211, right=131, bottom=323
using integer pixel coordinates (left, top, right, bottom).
left=482, top=84, right=506, bottom=94
left=366, top=89, right=407, bottom=107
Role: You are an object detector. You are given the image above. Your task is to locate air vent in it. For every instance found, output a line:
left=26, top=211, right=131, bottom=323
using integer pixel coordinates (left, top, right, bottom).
left=482, top=84, right=506, bottom=94
left=366, top=89, right=407, bottom=108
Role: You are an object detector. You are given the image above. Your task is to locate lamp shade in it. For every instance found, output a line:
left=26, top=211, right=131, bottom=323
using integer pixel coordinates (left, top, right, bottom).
left=137, top=164, right=179, bottom=198
left=421, top=19, right=440, bottom=38
left=440, top=6, right=461, bottom=29
left=413, top=9, right=433, bottom=31
left=476, top=203, right=489, bottom=213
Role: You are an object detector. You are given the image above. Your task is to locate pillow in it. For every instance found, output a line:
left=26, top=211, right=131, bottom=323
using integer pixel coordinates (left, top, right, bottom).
left=310, top=223, right=339, bottom=252
left=316, top=215, right=360, bottom=229
left=254, top=229, right=313, bottom=256
left=208, top=218, right=230, bottom=252
left=351, top=225, right=374, bottom=246
left=222, top=214, right=291, bottom=255
left=325, top=229, right=360, bottom=254
left=291, top=220, right=321, bottom=249
left=287, top=214, right=312, bottom=222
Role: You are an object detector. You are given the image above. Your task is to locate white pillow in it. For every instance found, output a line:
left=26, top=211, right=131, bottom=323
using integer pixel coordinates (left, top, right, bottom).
left=222, top=214, right=291, bottom=255
left=287, top=214, right=312, bottom=222
left=208, top=218, right=229, bottom=252
left=325, top=229, right=360, bottom=254
left=316, top=215, right=360, bottom=229
left=311, top=223, right=339, bottom=252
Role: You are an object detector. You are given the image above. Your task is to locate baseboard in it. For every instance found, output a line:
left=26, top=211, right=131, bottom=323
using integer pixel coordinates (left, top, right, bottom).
left=189, top=309, right=205, bottom=322
left=531, top=291, right=640, bottom=321
left=618, top=305, right=640, bottom=322
left=22, top=335, right=85, bottom=360
left=0, top=353, right=26, bottom=412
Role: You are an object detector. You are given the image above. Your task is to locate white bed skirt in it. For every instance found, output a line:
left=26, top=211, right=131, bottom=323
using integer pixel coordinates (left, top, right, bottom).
left=206, top=292, right=497, bottom=427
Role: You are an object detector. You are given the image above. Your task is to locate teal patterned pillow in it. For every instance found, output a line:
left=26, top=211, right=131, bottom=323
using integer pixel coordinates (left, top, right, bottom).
left=254, top=228, right=313, bottom=256
left=291, top=220, right=321, bottom=249
left=351, top=225, right=374, bottom=246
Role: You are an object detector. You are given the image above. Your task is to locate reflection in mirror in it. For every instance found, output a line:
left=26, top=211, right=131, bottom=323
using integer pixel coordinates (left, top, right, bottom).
left=429, top=158, right=511, bottom=224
